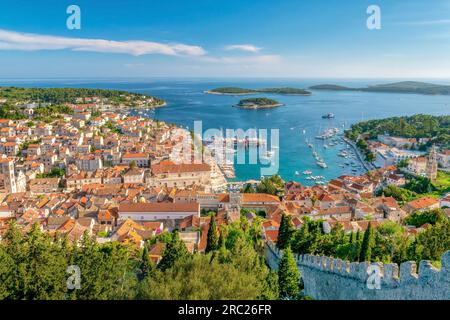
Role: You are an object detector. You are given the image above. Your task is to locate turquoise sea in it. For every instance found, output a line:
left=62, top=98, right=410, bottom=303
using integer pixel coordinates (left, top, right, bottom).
left=1, top=78, right=449, bottom=185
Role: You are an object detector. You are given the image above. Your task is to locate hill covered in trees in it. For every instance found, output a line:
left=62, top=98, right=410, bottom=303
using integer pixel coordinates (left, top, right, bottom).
left=207, top=87, right=311, bottom=95
left=0, top=86, right=165, bottom=106
left=235, top=98, right=283, bottom=109
left=345, top=114, right=450, bottom=148
left=310, top=81, right=450, bottom=95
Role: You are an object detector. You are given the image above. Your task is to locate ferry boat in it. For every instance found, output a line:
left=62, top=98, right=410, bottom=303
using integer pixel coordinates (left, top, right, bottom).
left=315, top=127, right=340, bottom=140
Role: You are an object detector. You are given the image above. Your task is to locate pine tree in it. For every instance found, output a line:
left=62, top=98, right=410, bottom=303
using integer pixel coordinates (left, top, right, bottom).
left=278, top=246, right=300, bottom=299
left=218, top=226, right=226, bottom=248
left=206, top=213, right=219, bottom=253
left=3, top=221, right=29, bottom=299
left=291, top=222, right=310, bottom=255
left=277, top=213, right=294, bottom=250
left=0, top=244, right=12, bottom=299
left=140, top=246, right=153, bottom=280
left=158, top=231, right=189, bottom=271
left=359, top=223, right=375, bottom=262
left=349, top=232, right=354, bottom=244
left=25, top=223, right=68, bottom=299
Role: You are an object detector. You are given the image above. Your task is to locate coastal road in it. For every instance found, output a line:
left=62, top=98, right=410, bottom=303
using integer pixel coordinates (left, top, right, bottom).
left=342, top=137, right=376, bottom=172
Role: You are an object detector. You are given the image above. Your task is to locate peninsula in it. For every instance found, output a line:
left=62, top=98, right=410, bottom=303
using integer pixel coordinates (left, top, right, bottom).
left=0, top=86, right=166, bottom=112
left=309, top=81, right=450, bottom=95
left=234, top=97, right=283, bottom=109
left=206, top=87, right=311, bottom=95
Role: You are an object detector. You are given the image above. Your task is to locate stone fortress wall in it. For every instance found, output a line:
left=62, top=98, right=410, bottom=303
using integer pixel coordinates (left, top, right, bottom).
left=265, top=243, right=450, bottom=300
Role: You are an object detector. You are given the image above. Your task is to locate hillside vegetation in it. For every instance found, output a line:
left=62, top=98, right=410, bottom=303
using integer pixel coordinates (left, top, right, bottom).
left=345, top=114, right=450, bottom=148
left=310, top=81, right=450, bottom=95
left=209, top=87, right=311, bottom=95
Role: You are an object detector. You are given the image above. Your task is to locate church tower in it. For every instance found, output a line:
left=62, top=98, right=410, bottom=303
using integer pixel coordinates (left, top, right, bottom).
left=426, top=145, right=438, bottom=181
left=0, top=158, right=17, bottom=194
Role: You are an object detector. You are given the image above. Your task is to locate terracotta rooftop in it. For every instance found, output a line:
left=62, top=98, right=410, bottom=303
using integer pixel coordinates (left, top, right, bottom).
left=119, top=202, right=199, bottom=213
left=406, top=197, right=439, bottom=210
left=242, top=193, right=280, bottom=203
left=151, top=162, right=210, bottom=174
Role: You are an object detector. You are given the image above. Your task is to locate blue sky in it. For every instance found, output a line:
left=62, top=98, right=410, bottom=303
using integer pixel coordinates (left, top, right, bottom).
left=1, top=0, right=450, bottom=78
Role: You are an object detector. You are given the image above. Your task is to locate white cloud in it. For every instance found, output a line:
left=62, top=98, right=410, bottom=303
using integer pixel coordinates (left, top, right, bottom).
left=0, top=29, right=206, bottom=56
left=225, top=44, right=262, bottom=53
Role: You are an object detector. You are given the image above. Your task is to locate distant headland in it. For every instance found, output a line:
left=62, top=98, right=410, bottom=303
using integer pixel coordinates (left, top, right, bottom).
left=206, top=87, right=311, bottom=96
left=234, top=97, right=283, bottom=109
left=309, top=81, right=450, bottom=95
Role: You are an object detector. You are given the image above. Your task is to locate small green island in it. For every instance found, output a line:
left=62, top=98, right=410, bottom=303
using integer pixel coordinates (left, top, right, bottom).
left=309, top=81, right=450, bottom=95
left=206, top=86, right=311, bottom=95
left=234, top=97, right=283, bottom=109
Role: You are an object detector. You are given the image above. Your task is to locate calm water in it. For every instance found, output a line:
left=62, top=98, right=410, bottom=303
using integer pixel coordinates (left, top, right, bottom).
left=1, top=78, right=449, bottom=184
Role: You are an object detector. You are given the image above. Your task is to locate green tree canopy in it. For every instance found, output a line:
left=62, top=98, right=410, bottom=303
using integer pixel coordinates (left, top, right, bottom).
left=277, top=213, right=294, bottom=250
left=278, top=246, right=300, bottom=299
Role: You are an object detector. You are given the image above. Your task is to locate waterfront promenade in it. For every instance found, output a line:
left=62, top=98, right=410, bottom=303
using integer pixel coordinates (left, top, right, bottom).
left=342, top=137, right=376, bottom=172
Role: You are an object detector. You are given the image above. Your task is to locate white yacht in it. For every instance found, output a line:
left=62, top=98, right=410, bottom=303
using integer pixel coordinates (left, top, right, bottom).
left=317, top=161, right=328, bottom=168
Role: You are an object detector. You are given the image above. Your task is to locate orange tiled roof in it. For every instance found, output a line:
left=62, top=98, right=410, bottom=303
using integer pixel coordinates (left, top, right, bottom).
left=406, top=197, right=439, bottom=210
left=151, top=163, right=210, bottom=174
left=242, top=193, right=280, bottom=203
left=119, top=202, right=199, bottom=213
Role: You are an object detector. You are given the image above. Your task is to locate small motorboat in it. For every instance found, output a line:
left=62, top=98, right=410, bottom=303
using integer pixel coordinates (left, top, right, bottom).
left=322, top=113, right=335, bottom=119
left=317, top=161, right=328, bottom=168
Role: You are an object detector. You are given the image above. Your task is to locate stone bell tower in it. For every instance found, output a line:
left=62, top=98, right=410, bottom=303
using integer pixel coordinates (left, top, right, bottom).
left=426, top=145, right=438, bottom=182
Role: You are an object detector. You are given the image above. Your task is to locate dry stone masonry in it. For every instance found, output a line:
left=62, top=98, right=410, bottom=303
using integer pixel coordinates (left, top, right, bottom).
left=265, top=243, right=450, bottom=300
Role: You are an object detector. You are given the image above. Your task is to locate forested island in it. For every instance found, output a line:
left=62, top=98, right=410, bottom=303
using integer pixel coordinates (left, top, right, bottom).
left=345, top=114, right=450, bottom=149
left=310, top=81, right=450, bottom=95
left=234, top=98, right=283, bottom=109
left=207, top=87, right=311, bottom=95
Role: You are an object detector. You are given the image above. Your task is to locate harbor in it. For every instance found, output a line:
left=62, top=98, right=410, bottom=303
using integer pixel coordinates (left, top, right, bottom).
left=111, top=79, right=448, bottom=184
left=342, top=137, right=376, bottom=172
